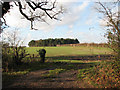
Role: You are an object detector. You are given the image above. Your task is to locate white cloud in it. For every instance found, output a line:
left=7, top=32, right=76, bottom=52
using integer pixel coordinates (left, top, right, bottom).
left=77, top=31, right=107, bottom=43
left=85, top=15, right=98, bottom=25
left=65, top=29, right=107, bottom=43
left=67, top=30, right=73, bottom=34
left=23, top=33, right=32, bottom=47
left=65, top=30, right=78, bottom=39
left=98, top=19, right=108, bottom=27
left=69, top=25, right=73, bottom=29
left=4, top=1, right=89, bottom=31
left=4, top=2, right=30, bottom=28
left=55, top=0, right=118, bottom=2
left=64, top=29, right=107, bottom=43
left=34, top=1, right=89, bottom=31
left=57, top=1, right=89, bottom=25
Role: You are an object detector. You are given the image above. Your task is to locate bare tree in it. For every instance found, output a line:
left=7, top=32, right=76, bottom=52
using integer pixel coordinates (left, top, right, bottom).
left=95, top=1, right=120, bottom=60
left=2, top=30, right=29, bottom=67
left=0, top=0, right=64, bottom=32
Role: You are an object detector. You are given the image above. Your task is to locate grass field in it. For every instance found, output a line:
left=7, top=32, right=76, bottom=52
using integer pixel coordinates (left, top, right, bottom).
left=3, top=46, right=119, bottom=88
left=26, top=46, right=112, bottom=57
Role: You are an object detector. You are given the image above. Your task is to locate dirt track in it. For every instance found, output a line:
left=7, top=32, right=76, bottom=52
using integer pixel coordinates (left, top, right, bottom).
left=6, top=69, right=93, bottom=88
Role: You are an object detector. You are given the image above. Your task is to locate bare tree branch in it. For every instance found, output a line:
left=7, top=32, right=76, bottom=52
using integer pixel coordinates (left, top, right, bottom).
left=95, top=1, right=120, bottom=60
left=96, top=2, right=120, bottom=35
left=1, top=0, right=63, bottom=31
left=18, top=2, right=33, bottom=21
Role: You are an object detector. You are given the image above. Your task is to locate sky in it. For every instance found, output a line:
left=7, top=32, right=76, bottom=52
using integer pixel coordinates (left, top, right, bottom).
left=2, top=0, right=109, bottom=46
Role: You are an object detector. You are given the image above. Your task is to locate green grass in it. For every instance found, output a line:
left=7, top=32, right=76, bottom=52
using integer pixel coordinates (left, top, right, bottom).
left=26, top=46, right=112, bottom=57
left=3, top=46, right=114, bottom=88
left=51, top=59, right=100, bottom=63
left=4, top=71, right=29, bottom=75
left=41, top=68, right=66, bottom=78
left=3, top=59, right=100, bottom=87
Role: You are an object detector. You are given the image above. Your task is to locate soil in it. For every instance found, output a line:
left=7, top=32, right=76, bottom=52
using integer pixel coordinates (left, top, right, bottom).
left=6, top=69, right=93, bottom=88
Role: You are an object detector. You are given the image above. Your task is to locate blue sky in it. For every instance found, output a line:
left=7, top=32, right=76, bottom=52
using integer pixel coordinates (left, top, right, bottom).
left=2, top=1, right=108, bottom=46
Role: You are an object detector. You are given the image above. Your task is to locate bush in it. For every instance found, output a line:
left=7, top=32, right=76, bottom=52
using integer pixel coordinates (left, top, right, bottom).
left=2, top=47, right=14, bottom=72
left=78, top=61, right=120, bottom=88
left=2, top=46, right=29, bottom=72
left=37, top=49, right=46, bottom=63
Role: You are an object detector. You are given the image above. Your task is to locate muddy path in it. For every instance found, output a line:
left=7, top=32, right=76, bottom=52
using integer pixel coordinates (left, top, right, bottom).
left=6, top=69, right=93, bottom=88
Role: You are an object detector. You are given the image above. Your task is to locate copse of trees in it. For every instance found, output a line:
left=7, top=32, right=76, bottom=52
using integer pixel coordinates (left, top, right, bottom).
left=28, top=38, right=79, bottom=47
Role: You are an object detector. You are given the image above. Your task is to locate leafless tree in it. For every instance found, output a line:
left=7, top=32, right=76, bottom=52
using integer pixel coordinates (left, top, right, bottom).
left=0, top=0, right=64, bottom=32
left=2, top=30, right=29, bottom=66
left=95, top=1, right=120, bottom=60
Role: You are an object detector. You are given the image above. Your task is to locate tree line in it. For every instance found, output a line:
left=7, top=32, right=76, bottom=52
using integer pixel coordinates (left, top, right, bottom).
left=28, top=38, right=79, bottom=47
left=57, top=43, right=108, bottom=47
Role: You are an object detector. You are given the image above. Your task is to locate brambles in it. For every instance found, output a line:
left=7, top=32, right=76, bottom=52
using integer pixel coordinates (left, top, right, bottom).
left=78, top=61, right=120, bottom=88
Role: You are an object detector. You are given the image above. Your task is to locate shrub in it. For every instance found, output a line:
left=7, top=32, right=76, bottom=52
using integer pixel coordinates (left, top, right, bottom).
left=2, top=46, right=29, bottom=72
left=78, top=61, right=120, bottom=88
left=37, top=49, right=46, bottom=63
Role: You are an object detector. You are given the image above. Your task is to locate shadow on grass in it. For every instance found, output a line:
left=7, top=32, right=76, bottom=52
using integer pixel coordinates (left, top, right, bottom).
left=2, top=60, right=97, bottom=88
left=46, top=54, right=113, bottom=61
left=4, top=54, right=112, bottom=88
left=13, top=60, right=99, bottom=72
left=3, top=54, right=108, bottom=74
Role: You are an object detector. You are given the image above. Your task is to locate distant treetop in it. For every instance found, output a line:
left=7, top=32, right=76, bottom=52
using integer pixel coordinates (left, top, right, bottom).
left=28, top=38, right=79, bottom=47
